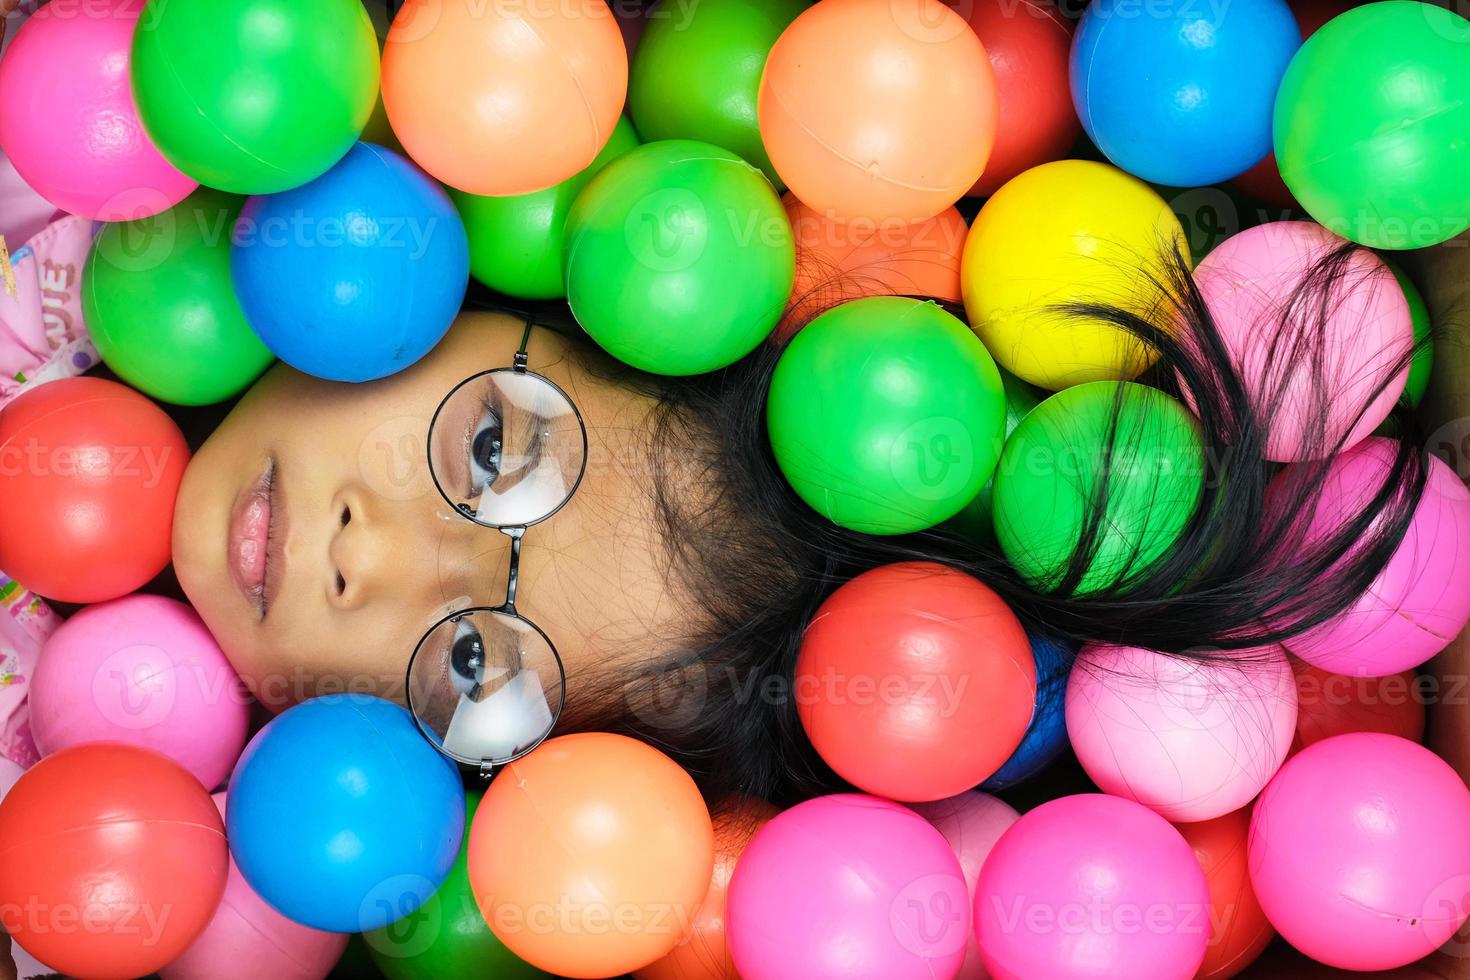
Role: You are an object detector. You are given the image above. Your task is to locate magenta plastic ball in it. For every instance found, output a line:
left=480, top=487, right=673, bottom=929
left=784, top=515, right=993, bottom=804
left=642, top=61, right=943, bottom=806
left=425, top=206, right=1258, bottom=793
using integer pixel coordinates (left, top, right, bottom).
left=910, top=792, right=1020, bottom=980
left=160, top=793, right=348, bottom=980
left=1249, top=733, right=1470, bottom=971
left=1066, top=643, right=1297, bottom=822
left=31, top=594, right=249, bottom=790
left=728, top=794, right=970, bottom=980
left=0, top=0, right=196, bottom=220
left=1276, top=438, right=1470, bottom=676
left=1193, top=221, right=1411, bottom=461
left=975, top=794, right=1210, bottom=980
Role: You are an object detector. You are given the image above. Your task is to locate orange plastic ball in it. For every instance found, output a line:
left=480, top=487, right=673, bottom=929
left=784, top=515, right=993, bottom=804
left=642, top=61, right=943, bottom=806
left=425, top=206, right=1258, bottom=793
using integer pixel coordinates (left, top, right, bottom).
left=778, top=195, right=968, bottom=342
left=468, top=733, right=715, bottom=979
left=634, top=797, right=779, bottom=980
left=758, top=0, right=998, bottom=224
left=0, top=744, right=228, bottom=980
left=795, top=562, right=1035, bottom=802
left=381, top=0, right=627, bottom=196
left=1175, top=808, right=1274, bottom=980
left=1290, top=658, right=1426, bottom=754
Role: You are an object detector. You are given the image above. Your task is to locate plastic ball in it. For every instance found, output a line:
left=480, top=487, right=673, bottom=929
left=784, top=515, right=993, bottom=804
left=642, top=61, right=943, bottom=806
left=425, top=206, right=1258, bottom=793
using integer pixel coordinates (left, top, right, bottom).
left=363, top=790, right=548, bottom=980
left=1290, top=659, right=1425, bottom=753
left=976, top=794, right=1210, bottom=980
left=1275, top=438, right=1470, bottom=675
left=1192, top=221, right=1412, bottom=461
left=728, top=794, right=970, bottom=980
left=909, top=792, right=1020, bottom=980
left=131, top=0, right=379, bottom=194
left=0, top=744, right=228, bottom=980
left=1175, top=809, right=1274, bottom=980
left=452, top=118, right=639, bottom=301
left=0, top=0, right=195, bottom=220
left=630, top=0, right=805, bottom=185
left=1249, top=733, right=1470, bottom=970
left=563, top=140, right=793, bottom=375
left=382, top=0, right=627, bottom=196
left=981, top=633, right=1073, bottom=791
left=757, top=0, right=998, bottom=224
left=231, top=143, right=468, bottom=383
left=962, top=160, right=1189, bottom=389
left=950, top=0, right=1078, bottom=197
left=946, top=367, right=1043, bottom=545
left=160, top=793, right=348, bottom=980
left=1274, top=3, right=1470, bottom=249
left=84, top=188, right=273, bottom=405
left=777, top=196, right=968, bottom=342
left=991, top=381, right=1204, bottom=594
left=1071, top=0, right=1299, bottom=187
left=1387, top=258, right=1433, bottom=408
left=796, top=562, right=1035, bottom=802
left=468, top=733, right=714, bottom=978
left=768, top=296, right=1006, bottom=534
left=0, top=377, right=189, bottom=603
left=31, top=594, right=249, bottom=791
left=1067, top=643, right=1297, bottom=823
left=227, top=695, right=465, bottom=933
left=635, top=796, right=780, bottom=980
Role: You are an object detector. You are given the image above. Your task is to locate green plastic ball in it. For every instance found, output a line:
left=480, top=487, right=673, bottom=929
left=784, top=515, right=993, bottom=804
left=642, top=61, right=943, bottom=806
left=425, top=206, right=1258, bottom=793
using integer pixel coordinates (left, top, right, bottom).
left=362, top=791, right=547, bottom=980
left=1273, top=2, right=1470, bottom=249
left=992, top=381, right=1204, bottom=594
left=768, top=296, right=1006, bottom=535
left=947, top=366, right=1043, bottom=544
left=131, top=0, right=379, bottom=194
left=452, top=118, right=640, bottom=301
left=564, top=139, right=794, bottom=375
left=83, top=188, right=273, bottom=405
left=629, top=0, right=806, bottom=186
left=1386, top=258, right=1433, bottom=407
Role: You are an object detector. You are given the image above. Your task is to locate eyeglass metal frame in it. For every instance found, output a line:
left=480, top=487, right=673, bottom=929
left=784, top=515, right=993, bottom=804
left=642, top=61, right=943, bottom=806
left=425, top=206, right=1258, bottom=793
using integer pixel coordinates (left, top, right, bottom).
left=407, top=322, right=588, bottom=778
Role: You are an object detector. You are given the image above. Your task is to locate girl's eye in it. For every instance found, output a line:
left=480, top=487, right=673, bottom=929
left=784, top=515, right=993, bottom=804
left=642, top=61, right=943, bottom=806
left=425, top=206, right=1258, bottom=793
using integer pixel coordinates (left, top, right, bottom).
left=469, top=402, right=503, bottom=494
left=449, top=620, right=484, bottom=697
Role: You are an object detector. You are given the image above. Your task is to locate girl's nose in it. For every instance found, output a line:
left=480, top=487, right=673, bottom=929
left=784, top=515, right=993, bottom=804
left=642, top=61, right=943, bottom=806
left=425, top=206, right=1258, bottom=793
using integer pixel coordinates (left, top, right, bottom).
left=326, top=488, right=377, bottom=610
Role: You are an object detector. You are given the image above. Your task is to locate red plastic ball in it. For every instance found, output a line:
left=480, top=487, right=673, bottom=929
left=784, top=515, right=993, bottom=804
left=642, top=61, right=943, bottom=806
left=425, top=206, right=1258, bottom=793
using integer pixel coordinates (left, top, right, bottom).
left=1176, top=809, right=1274, bottom=980
left=0, top=744, right=228, bottom=980
left=795, top=561, right=1035, bottom=802
left=0, top=377, right=188, bottom=601
left=1290, top=658, right=1426, bottom=753
left=950, top=0, right=1079, bottom=197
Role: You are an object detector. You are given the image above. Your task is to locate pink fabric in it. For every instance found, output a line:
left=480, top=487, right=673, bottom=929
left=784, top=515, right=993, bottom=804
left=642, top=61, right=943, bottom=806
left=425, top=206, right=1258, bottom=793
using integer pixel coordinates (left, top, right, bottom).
left=0, top=213, right=97, bottom=407
left=0, top=576, right=55, bottom=768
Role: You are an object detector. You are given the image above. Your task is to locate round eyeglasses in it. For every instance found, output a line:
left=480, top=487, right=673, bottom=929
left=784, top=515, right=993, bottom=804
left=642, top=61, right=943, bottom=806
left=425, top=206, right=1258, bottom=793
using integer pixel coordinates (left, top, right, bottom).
left=406, top=322, right=587, bottom=776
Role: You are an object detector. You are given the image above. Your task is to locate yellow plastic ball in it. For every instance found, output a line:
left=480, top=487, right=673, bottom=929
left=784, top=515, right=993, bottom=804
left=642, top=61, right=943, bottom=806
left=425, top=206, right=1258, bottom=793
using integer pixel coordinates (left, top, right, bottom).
left=961, top=160, right=1187, bottom=390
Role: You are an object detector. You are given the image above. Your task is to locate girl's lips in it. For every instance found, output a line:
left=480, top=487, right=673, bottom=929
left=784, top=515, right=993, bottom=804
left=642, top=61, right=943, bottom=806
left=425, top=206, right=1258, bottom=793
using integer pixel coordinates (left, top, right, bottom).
left=229, top=461, right=274, bottom=609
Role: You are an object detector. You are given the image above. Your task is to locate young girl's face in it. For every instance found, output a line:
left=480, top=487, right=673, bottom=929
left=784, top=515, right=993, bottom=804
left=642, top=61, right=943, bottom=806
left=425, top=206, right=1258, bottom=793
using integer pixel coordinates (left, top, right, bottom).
left=173, top=313, right=689, bottom=711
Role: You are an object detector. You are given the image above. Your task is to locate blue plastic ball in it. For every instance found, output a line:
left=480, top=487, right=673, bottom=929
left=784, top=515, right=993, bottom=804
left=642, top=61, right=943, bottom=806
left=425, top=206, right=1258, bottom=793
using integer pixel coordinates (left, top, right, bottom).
left=227, top=694, right=466, bottom=932
left=1070, top=0, right=1301, bottom=187
left=231, top=142, right=469, bottom=382
left=982, top=634, right=1074, bottom=791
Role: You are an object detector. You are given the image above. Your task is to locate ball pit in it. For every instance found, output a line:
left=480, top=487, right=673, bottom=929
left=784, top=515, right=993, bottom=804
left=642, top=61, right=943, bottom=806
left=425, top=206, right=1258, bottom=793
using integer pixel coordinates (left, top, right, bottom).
left=227, top=695, right=465, bottom=933
left=0, top=744, right=228, bottom=980
left=981, top=633, right=1073, bottom=791
left=231, top=142, right=469, bottom=383
left=795, top=562, right=1035, bottom=802
left=0, top=377, right=188, bottom=602
left=728, top=794, right=970, bottom=980
left=758, top=0, right=998, bottom=224
left=1274, top=2, right=1470, bottom=249
left=0, top=0, right=195, bottom=220
left=564, top=139, right=793, bottom=375
left=1290, top=658, right=1426, bottom=752
left=1176, top=808, right=1274, bottom=980
left=31, top=594, right=249, bottom=790
left=84, top=188, right=273, bottom=405
left=131, top=0, right=379, bottom=194
left=769, top=297, right=1006, bottom=534
left=962, top=160, right=1188, bottom=389
left=1249, top=733, right=1470, bottom=971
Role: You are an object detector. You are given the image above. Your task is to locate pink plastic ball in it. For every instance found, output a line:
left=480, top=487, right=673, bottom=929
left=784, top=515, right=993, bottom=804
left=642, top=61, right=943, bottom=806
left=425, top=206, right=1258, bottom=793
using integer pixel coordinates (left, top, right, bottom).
left=160, top=793, right=348, bottom=980
left=1193, top=221, right=1411, bottom=461
left=1066, top=643, right=1297, bottom=822
left=31, top=594, right=249, bottom=790
left=0, top=0, right=196, bottom=220
left=975, top=794, right=1210, bottom=980
left=1277, top=438, right=1470, bottom=676
left=728, top=794, right=970, bottom=980
left=1248, top=732, right=1470, bottom=971
left=910, top=793, right=1020, bottom=980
